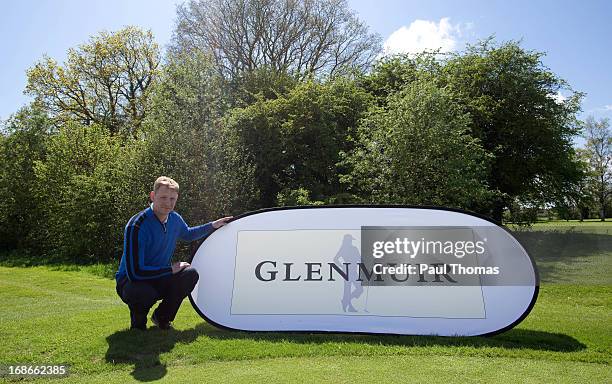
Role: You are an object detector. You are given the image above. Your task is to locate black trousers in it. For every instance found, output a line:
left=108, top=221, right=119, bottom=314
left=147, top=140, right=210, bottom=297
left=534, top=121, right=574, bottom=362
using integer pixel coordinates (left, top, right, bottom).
left=116, top=268, right=199, bottom=326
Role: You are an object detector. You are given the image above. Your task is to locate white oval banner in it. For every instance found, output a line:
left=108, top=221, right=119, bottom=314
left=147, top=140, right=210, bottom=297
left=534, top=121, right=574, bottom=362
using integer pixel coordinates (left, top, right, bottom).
left=189, top=207, right=538, bottom=336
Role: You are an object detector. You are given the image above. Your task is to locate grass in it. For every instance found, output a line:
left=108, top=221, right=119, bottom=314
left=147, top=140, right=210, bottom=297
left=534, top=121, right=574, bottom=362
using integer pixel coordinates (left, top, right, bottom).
left=0, top=223, right=610, bottom=383
left=509, top=225, right=612, bottom=285
left=532, top=219, right=612, bottom=226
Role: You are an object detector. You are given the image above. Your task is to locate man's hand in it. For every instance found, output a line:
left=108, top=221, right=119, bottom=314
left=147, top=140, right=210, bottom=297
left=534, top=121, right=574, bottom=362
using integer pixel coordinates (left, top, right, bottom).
left=172, top=261, right=190, bottom=274
left=212, top=216, right=233, bottom=229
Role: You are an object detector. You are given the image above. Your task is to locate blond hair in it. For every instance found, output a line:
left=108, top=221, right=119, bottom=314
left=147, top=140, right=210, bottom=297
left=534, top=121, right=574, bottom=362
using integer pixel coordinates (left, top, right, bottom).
left=153, top=176, right=179, bottom=193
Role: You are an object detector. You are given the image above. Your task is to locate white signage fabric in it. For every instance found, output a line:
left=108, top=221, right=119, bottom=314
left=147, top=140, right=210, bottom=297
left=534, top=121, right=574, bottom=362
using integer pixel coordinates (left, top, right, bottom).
left=231, top=230, right=485, bottom=318
left=189, top=207, right=538, bottom=336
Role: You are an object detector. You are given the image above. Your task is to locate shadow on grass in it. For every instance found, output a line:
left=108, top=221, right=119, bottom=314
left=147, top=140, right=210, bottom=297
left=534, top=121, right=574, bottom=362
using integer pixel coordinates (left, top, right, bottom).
left=105, top=322, right=586, bottom=382
left=201, top=325, right=586, bottom=352
left=511, top=229, right=611, bottom=283
left=105, top=323, right=207, bottom=382
left=511, top=228, right=611, bottom=261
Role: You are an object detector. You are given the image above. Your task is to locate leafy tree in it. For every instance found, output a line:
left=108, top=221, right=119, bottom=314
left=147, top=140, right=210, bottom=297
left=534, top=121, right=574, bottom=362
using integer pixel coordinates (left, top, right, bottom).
left=33, top=122, right=137, bottom=262
left=229, top=66, right=300, bottom=106
left=358, top=53, right=442, bottom=105
left=341, top=80, right=491, bottom=207
left=224, top=99, right=282, bottom=207
left=442, top=39, right=584, bottom=221
left=276, top=187, right=325, bottom=206
left=172, top=0, right=382, bottom=80
left=551, top=149, right=594, bottom=221
left=0, top=104, right=51, bottom=250
left=26, top=27, right=160, bottom=137
left=225, top=78, right=373, bottom=206
left=139, top=51, right=259, bottom=227
left=503, top=199, right=540, bottom=225
left=583, top=116, right=611, bottom=220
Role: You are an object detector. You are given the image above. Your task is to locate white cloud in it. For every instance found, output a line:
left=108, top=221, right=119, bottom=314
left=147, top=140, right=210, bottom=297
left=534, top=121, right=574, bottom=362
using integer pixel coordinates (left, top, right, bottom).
left=383, top=18, right=465, bottom=56
left=549, top=91, right=567, bottom=104
left=588, top=104, right=612, bottom=112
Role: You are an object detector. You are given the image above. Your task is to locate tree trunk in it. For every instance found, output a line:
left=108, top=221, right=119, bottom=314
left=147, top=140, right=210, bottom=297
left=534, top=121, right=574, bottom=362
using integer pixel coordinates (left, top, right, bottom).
left=492, top=201, right=505, bottom=224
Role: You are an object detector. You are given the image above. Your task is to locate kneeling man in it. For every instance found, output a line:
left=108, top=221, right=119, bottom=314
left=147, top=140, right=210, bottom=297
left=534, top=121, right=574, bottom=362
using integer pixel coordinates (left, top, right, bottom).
left=115, top=176, right=232, bottom=330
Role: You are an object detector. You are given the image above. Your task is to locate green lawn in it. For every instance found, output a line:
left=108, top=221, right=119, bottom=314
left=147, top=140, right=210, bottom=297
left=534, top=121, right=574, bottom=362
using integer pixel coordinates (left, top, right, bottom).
left=510, top=225, right=612, bottom=285
left=1, top=223, right=611, bottom=383
left=0, top=264, right=610, bottom=383
left=531, top=219, right=612, bottom=226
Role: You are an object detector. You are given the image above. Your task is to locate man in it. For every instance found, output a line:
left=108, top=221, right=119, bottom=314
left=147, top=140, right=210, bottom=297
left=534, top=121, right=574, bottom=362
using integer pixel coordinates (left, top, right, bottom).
left=115, top=176, right=232, bottom=330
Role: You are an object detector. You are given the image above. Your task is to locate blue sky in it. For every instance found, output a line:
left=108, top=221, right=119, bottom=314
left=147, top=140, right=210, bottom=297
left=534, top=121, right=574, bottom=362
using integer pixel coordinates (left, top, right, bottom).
left=2, top=0, right=610, bottom=139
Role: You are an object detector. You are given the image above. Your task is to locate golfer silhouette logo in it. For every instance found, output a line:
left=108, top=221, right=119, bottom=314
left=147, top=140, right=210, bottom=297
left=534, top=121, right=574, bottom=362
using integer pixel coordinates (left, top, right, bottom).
left=333, top=234, right=364, bottom=313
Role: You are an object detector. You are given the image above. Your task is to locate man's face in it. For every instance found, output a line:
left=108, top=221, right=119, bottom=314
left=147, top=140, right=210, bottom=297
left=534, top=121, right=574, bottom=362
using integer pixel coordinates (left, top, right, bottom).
left=150, top=186, right=179, bottom=217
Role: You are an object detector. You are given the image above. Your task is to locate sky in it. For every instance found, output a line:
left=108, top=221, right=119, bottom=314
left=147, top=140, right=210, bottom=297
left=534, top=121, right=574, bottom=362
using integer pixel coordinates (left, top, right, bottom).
left=1, top=0, right=611, bottom=141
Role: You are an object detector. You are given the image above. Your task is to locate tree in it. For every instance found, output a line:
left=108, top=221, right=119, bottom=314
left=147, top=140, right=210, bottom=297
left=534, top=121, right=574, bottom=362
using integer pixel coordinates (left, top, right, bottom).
left=26, top=26, right=160, bottom=137
left=229, top=65, right=300, bottom=106
left=225, top=78, right=373, bottom=206
left=33, top=122, right=137, bottom=262
left=358, top=52, right=442, bottom=106
left=172, top=0, right=382, bottom=80
left=139, top=51, right=260, bottom=229
left=0, top=104, right=51, bottom=250
left=442, top=39, right=584, bottom=222
left=341, top=80, right=491, bottom=208
left=552, top=149, right=593, bottom=221
left=583, top=116, right=611, bottom=220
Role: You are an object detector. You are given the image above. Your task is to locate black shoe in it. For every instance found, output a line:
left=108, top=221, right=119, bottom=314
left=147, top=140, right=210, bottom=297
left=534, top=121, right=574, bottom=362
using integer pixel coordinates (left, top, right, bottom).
left=130, top=311, right=148, bottom=330
left=151, top=311, right=173, bottom=330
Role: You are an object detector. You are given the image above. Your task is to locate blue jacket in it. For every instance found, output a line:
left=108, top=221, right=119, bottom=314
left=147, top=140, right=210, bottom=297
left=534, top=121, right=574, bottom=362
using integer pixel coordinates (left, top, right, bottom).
left=115, top=207, right=214, bottom=282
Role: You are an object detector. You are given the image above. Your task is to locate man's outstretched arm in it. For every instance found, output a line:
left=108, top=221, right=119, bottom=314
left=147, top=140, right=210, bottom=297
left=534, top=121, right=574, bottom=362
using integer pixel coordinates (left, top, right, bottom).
left=178, top=214, right=233, bottom=242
